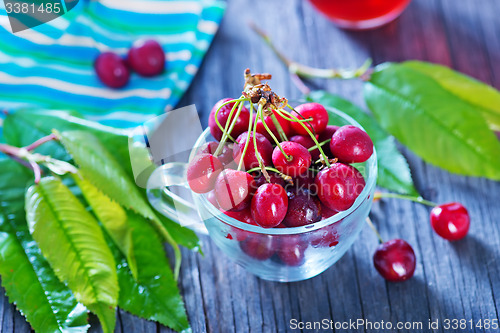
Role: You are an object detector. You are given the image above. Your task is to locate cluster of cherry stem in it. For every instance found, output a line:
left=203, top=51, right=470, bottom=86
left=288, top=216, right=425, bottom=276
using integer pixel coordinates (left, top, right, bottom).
left=212, top=94, right=332, bottom=183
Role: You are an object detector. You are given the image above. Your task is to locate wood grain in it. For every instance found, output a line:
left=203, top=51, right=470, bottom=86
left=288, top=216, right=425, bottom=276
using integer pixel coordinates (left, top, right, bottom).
left=1, top=0, right=499, bottom=332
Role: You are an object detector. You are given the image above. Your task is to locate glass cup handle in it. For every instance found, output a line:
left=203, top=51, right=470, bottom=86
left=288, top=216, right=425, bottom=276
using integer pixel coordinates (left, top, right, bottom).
left=146, top=162, right=208, bottom=235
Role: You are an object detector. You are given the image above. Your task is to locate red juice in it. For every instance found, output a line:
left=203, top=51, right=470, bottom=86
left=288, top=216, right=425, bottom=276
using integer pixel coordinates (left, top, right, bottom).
left=308, top=0, right=411, bottom=30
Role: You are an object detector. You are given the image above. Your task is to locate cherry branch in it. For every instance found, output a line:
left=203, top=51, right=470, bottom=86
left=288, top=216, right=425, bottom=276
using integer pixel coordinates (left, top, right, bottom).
left=24, top=133, right=56, bottom=151
left=249, top=22, right=372, bottom=81
left=0, top=135, right=77, bottom=185
left=0, top=144, right=42, bottom=184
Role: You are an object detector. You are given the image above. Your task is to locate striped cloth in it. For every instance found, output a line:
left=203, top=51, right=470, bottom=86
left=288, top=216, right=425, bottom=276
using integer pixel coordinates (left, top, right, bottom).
left=0, top=0, right=225, bottom=129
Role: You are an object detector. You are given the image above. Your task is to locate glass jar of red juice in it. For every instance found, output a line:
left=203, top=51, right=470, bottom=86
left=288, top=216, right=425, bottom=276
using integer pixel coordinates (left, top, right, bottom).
left=308, top=0, right=411, bottom=30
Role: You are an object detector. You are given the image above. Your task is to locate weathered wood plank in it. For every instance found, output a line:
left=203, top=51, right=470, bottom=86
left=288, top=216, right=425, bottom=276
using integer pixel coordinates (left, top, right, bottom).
left=2, top=0, right=500, bottom=332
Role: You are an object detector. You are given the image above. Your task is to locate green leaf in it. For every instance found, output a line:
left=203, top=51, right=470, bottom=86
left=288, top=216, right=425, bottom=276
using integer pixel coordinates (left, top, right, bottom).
left=25, top=177, right=118, bottom=333
left=158, top=214, right=201, bottom=252
left=73, top=172, right=138, bottom=280
left=404, top=61, right=500, bottom=131
left=0, top=160, right=89, bottom=333
left=0, top=233, right=89, bottom=333
left=307, top=90, right=419, bottom=195
left=3, top=110, right=200, bottom=251
left=115, top=211, right=190, bottom=333
left=365, top=63, right=500, bottom=180
left=58, top=130, right=157, bottom=222
left=58, top=130, right=187, bottom=278
left=3, top=110, right=131, bottom=176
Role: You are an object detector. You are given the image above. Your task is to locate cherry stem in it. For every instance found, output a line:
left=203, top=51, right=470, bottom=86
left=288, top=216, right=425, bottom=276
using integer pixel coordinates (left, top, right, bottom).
left=247, top=166, right=291, bottom=184
left=215, top=98, right=244, bottom=155
left=29, top=160, right=42, bottom=184
left=373, top=192, right=437, bottom=207
left=308, top=138, right=330, bottom=151
left=272, top=109, right=312, bottom=123
left=249, top=22, right=373, bottom=81
left=282, top=104, right=331, bottom=168
left=366, top=217, right=384, bottom=244
left=214, top=101, right=243, bottom=157
left=237, top=103, right=255, bottom=171
left=0, top=143, right=42, bottom=184
left=259, top=107, right=291, bottom=161
left=214, top=97, right=246, bottom=144
left=24, top=133, right=56, bottom=151
left=253, top=104, right=270, bottom=181
left=290, top=73, right=311, bottom=95
left=6, top=153, right=34, bottom=171
left=270, top=111, right=288, bottom=141
left=247, top=166, right=281, bottom=175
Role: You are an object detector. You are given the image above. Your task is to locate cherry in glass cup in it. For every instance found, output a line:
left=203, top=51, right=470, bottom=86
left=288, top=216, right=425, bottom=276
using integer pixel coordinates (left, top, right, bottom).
left=145, top=108, right=377, bottom=282
left=308, top=0, right=412, bottom=30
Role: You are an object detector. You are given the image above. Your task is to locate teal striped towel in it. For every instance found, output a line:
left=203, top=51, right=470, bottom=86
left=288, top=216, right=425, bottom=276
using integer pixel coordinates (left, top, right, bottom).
left=0, top=0, right=225, bottom=129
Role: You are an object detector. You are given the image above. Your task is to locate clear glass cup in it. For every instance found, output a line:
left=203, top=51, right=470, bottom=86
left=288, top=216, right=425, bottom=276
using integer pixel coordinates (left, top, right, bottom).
left=146, top=108, right=377, bottom=282
left=307, top=0, right=412, bottom=30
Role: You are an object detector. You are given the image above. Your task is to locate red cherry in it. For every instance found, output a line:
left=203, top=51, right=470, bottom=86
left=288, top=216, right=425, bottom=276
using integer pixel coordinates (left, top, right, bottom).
left=309, top=224, right=339, bottom=248
left=373, top=239, right=416, bottom=282
left=277, top=235, right=306, bottom=266
left=127, top=39, right=165, bottom=77
left=233, top=131, right=273, bottom=170
left=223, top=207, right=256, bottom=225
left=318, top=125, right=339, bottom=142
left=283, top=189, right=321, bottom=227
left=240, top=234, right=275, bottom=260
left=251, top=183, right=288, bottom=228
left=320, top=203, right=338, bottom=220
left=315, top=163, right=365, bottom=211
left=198, top=141, right=234, bottom=166
left=317, top=125, right=339, bottom=157
left=209, top=98, right=250, bottom=141
left=207, top=190, right=219, bottom=208
left=214, top=169, right=255, bottom=211
left=255, top=111, right=292, bottom=141
left=272, top=141, right=312, bottom=177
left=290, top=135, right=321, bottom=161
left=330, top=125, right=374, bottom=163
left=290, top=103, right=329, bottom=135
left=94, top=52, right=130, bottom=88
left=222, top=208, right=257, bottom=241
left=430, top=202, right=470, bottom=241
left=187, top=153, right=223, bottom=193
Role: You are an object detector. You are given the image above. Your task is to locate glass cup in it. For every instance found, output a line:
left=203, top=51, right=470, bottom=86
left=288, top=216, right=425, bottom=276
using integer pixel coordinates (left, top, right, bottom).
left=307, top=0, right=412, bottom=30
left=146, top=108, right=377, bottom=282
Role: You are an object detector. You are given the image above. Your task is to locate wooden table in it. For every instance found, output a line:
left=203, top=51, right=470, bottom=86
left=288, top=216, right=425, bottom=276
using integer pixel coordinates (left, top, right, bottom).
left=2, top=0, right=500, bottom=332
